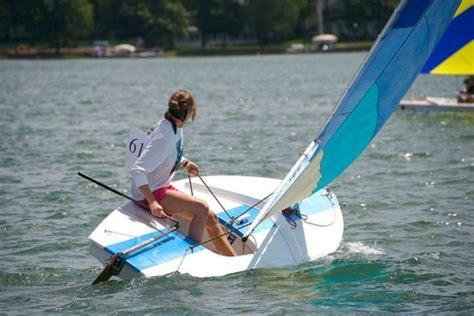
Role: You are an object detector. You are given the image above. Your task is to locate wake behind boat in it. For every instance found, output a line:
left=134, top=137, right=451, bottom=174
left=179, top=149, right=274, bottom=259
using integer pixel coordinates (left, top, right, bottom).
left=86, top=0, right=460, bottom=281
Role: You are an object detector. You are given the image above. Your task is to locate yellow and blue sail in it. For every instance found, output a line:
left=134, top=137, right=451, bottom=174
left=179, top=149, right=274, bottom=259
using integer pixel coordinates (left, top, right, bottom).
left=421, top=0, right=473, bottom=75
left=243, top=0, right=461, bottom=238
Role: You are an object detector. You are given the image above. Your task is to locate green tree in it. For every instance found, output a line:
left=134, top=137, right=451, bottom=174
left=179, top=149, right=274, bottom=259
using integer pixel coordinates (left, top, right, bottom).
left=114, top=0, right=150, bottom=39
left=0, top=0, right=36, bottom=42
left=92, top=0, right=187, bottom=48
left=195, top=0, right=244, bottom=48
left=26, top=0, right=93, bottom=53
left=0, top=0, right=13, bottom=40
left=146, top=0, right=188, bottom=48
left=326, top=0, right=398, bottom=39
left=247, top=0, right=305, bottom=47
left=293, top=0, right=319, bottom=41
left=90, top=0, right=122, bottom=39
left=195, top=0, right=223, bottom=48
left=219, top=1, right=244, bottom=47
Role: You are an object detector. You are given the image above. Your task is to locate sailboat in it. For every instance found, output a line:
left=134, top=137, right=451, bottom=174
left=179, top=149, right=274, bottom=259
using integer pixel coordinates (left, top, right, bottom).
left=87, top=0, right=460, bottom=280
left=400, top=0, right=473, bottom=110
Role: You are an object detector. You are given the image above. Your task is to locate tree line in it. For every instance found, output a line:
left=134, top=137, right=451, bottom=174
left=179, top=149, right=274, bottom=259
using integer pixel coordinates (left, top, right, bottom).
left=0, top=0, right=398, bottom=51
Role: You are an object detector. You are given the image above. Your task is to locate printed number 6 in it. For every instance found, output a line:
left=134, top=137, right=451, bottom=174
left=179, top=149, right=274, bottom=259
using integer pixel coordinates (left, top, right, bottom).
left=129, top=138, right=144, bottom=157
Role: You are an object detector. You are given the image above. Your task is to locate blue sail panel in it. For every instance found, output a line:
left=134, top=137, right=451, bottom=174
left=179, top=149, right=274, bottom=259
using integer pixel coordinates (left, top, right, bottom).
left=313, top=0, right=459, bottom=192
left=242, top=0, right=461, bottom=239
left=421, top=0, right=473, bottom=75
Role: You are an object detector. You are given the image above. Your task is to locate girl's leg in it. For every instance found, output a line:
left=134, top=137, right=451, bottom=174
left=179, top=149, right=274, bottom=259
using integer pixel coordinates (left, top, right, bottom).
left=159, top=190, right=237, bottom=256
left=204, top=211, right=238, bottom=256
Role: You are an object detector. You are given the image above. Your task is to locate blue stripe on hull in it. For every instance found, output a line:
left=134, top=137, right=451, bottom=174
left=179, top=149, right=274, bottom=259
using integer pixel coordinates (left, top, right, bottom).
left=103, top=191, right=335, bottom=272
left=104, top=203, right=275, bottom=272
left=104, top=229, right=200, bottom=273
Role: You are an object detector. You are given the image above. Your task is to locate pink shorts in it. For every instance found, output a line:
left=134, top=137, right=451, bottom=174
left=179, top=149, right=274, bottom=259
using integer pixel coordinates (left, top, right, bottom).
left=142, top=185, right=180, bottom=216
left=145, top=185, right=180, bottom=202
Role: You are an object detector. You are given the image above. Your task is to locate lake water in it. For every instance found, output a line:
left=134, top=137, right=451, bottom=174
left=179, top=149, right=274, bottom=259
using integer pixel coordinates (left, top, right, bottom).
left=0, top=54, right=473, bottom=314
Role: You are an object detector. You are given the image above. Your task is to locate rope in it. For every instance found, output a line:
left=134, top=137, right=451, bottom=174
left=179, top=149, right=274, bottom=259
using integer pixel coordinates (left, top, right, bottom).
left=188, top=174, right=194, bottom=196
left=189, top=190, right=272, bottom=249
left=176, top=248, right=190, bottom=272
left=232, top=192, right=273, bottom=223
left=189, top=222, right=252, bottom=252
left=190, top=174, right=272, bottom=241
left=197, top=175, right=233, bottom=220
left=297, top=190, right=337, bottom=227
left=282, top=210, right=298, bottom=229
left=299, top=213, right=335, bottom=227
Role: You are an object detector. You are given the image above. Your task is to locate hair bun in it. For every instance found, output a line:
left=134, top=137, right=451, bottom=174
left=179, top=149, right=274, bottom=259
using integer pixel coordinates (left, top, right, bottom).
left=167, top=89, right=197, bottom=121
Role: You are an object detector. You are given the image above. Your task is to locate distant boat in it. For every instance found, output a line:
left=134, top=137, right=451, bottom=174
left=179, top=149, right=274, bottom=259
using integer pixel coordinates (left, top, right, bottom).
left=113, top=44, right=136, bottom=57
left=401, top=0, right=473, bottom=110
left=87, top=0, right=459, bottom=281
left=400, top=97, right=474, bottom=110
left=311, top=34, right=338, bottom=51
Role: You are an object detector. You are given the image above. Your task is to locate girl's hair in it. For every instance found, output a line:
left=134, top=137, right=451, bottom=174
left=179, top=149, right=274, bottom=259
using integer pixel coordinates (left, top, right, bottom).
left=167, top=89, right=197, bottom=121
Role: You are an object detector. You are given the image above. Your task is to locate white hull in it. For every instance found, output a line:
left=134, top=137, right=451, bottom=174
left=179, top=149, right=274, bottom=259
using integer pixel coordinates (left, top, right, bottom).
left=89, top=175, right=343, bottom=279
left=400, top=97, right=474, bottom=110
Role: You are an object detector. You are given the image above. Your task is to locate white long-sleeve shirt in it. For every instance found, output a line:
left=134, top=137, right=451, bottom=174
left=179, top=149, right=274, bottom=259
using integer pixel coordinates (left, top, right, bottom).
left=131, top=118, right=184, bottom=200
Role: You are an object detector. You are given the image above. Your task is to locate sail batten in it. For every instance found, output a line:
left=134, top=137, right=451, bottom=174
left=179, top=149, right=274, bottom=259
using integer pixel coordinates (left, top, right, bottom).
left=243, top=0, right=461, bottom=239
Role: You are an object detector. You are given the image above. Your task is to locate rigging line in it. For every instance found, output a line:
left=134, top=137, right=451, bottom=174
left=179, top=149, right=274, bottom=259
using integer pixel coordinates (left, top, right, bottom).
left=233, top=192, right=274, bottom=222
left=188, top=174, right=194, bottom=196
left=298, top=210, right=336, bottom=228
left=104, top=229, right=134, bottom=238
left=298, top=191, right=337, bottom=227
left=189, top=222, right=252, bottom=252
left=197, top=175, right=233, bottom=220
left=176, top=248, right=190, bottom=273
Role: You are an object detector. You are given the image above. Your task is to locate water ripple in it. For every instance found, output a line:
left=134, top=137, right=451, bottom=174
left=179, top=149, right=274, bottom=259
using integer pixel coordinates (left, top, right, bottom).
left=0, top=55, right=473, bottom=314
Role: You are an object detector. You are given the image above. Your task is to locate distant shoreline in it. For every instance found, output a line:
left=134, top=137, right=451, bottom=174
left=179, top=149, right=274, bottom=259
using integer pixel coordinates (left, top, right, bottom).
left=0, top=42, right=372, bottom=60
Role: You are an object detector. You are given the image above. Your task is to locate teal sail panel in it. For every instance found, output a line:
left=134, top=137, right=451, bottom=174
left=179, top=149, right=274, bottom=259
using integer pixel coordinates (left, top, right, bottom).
left=243, top=0, right=460, bottom=239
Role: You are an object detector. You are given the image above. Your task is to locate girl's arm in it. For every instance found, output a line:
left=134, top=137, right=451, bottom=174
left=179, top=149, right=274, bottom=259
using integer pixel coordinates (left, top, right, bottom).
left=182, top=158, right=199, bottom=176
left=139, top=184, right=165, bottom=217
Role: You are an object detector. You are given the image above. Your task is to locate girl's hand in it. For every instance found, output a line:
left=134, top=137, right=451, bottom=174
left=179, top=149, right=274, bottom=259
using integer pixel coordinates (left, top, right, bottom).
left=184, top=160, right=200, bottom=176
left=149, top=200, right=165, bottom=217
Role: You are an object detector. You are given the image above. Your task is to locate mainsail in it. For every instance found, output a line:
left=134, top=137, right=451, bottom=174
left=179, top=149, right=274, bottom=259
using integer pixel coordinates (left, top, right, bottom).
left=243, top=0, right=461, bottom=240
left=421, top=0, right=473, bottom=75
